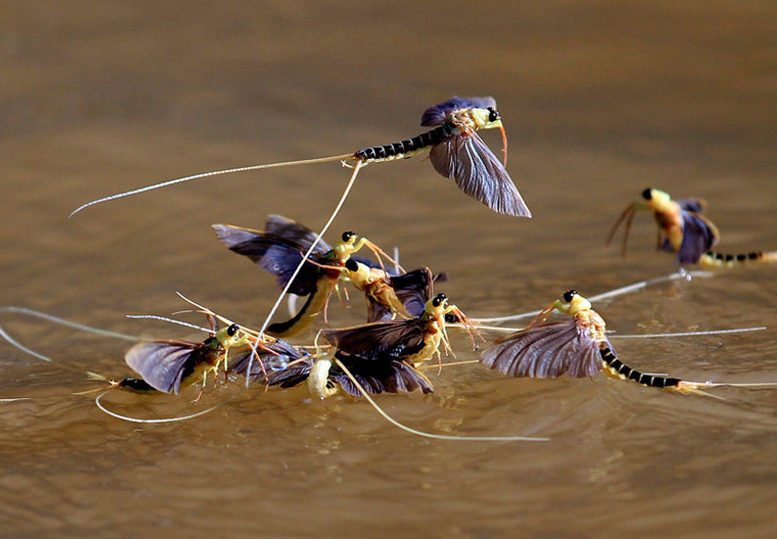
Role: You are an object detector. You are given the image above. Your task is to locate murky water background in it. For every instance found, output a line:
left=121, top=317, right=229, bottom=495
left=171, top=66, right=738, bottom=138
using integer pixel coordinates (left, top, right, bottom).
left=2, top=2, right=777, bottom=537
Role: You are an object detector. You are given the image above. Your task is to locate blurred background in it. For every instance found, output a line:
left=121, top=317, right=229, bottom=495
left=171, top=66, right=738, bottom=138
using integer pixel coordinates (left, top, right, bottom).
left=1, top=2, right=776, bottom=537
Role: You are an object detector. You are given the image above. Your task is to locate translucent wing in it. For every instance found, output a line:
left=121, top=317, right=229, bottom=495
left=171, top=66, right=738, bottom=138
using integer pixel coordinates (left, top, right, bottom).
left=124, top=341, right=197, bottom=394
left=213, top=224, right=322, bottom=295
left=678, top=211, right=719, bottom=264
left=421, top=96, right=498, bottom=126
left=481, top=320, right=605, bottom=379
left=331, top=356, right=433, bottom=395
left=322, top=320, right=426, bottom=362
left=429, top=133, right=531, bottom=217
left=264, top=214, right=331, bottom=253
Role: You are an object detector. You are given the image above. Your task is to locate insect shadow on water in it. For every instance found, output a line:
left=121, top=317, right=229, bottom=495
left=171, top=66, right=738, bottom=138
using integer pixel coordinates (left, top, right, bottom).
left=607, top=187, right=777, bottom=268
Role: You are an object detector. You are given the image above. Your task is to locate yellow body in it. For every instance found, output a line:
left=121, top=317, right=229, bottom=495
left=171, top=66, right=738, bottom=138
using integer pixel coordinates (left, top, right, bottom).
left=645, top=189, right=685, bottom=251
left=344, top=263, right=409, bottom=319
left=553, top=294, right=607, bottom=345
left=467, top=108, right=503, bottom=132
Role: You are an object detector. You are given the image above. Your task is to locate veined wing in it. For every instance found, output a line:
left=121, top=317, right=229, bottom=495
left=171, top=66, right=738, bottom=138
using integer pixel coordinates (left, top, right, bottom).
left=264, top=214, right=331, bottom=253
left=481, top=320, right=604, bottom=379
left=331, top=356, right=433, bottom=395
left=213, top=224, right=323, bottom=295
left=421, top=96, right=498, bottom=126
left=322, top=320, right=426, bottom=361
left=124, top=341, right=198, bottom=394
left=429, top=133, right=531, bottom=217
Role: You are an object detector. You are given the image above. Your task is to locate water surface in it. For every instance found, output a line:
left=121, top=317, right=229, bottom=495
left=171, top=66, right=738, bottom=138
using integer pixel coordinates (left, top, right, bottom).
left=2, top=2, right=777, bottom=537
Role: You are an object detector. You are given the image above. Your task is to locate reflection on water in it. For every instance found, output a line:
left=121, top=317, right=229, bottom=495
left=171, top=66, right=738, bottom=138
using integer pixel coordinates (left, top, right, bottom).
left=2, top=2, right=777, bottom=537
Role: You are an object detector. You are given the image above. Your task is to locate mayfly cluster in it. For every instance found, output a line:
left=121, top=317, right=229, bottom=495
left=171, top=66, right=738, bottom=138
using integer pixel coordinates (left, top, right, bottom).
left=4, top=96, right=776, bottom=439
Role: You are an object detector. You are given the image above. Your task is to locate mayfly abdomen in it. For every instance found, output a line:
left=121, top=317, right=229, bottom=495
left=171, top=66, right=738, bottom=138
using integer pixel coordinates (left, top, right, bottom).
left=354, top=126, right=447, bottom=163
left=600, top=347, right=682, bottom=389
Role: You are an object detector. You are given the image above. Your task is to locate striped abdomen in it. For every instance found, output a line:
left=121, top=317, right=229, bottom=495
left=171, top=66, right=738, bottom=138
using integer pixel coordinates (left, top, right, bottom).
left=700, top=250, right=776, bottom=268
left=354, top=126, right=448, bottom=163
left=600, top=347, right=682, bottom=389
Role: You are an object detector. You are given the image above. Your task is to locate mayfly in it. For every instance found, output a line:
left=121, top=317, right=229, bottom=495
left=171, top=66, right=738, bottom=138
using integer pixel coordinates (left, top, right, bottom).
left=607, top=188, right=777, bottom=267
left=481, top=290, right=711, bottom=395
left=213, top=214, right=403, bottom=336
left=342, top=259, right=447, bottom=322
left=70, top=96, right=530, bottom=217
left=124, top=323, right=249, bottom=397
left=302, top=293, right=474, bottom=395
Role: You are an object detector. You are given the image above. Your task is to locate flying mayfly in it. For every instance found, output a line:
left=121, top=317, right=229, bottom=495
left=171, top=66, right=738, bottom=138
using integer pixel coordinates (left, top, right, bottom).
left=481, top=290, right=774, bottom=396
left=213, top=214, right=441, bottom=335
left=607, top=188, right=777, bottom=267
left=70, top=96, right=530, bottom=217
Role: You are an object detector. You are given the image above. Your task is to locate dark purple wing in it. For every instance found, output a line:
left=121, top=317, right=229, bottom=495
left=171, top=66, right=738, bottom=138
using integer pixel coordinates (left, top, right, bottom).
left=322, top=320, right=426, bottom=361
left=367, top=267, right=441, bottom=322
left=213, top=224, right=322, bottom=296
left=421, top=96, right=498, bottom=126
left=429, top=134, right=531, bottom=217
left=675, top=198, right=706, bottom=214
left=124, top=341, right=197, bottom=394
left=331, top=357, right=433, bottom=395
left=229, top=340, right=313, bottom=387
left=678, top=211, right=719, bottom=264
left=263, top=214, right=331, bottom=253
left=481, top=320, right=604, bottom=379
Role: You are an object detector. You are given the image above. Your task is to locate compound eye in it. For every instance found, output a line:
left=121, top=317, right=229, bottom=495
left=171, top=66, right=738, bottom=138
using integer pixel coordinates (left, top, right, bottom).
left=432, top=293, right=447, bottom=307
left=641, top=188, right=653, bottom=200
left=487, top=107, right=499, bottom=122
left=562, top=290, right=577, bottom=303
left=227, top=323, right=240, bottom=336
left=345, top=259, right=358, bottom=271
left=342, top=231, right=355, bottom=242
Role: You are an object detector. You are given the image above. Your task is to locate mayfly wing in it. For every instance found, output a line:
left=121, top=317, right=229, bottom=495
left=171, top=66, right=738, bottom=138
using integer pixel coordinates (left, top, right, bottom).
left=421, top=96, right=497, bottom=126
left=229, top=341, right=313, bottom=387
left=481, top=321, right=603, bottom=378
left=322, top=320, right=425, bottom=361
left=124, top=341, right=198, bottom=394
left=363, top=268, right=434, bottom=322
left=263, top=214, right=331, bottom=253
left=678, top=211, right=719, bottom=264
left=212, top=224, right=322, bottom=295
left=676, top=197, right=707, bottom=214
left=331, top=356, right=433, bottom=395
left=429, top=133, right=531, bottom=217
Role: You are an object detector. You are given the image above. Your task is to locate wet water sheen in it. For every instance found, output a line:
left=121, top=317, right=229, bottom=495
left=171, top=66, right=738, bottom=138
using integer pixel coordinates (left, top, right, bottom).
left=2, top=2, right=777, bottom=538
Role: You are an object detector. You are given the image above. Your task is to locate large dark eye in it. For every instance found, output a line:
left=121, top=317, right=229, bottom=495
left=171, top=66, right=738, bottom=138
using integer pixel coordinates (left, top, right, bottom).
left=563, top=290, right=576, bottom=303
left=487, top=107, right=499, bottom=122
left=641, top=188, right=652, bottom=200
left=432, top=293, right=447, bottom=307
left=345, top=258, right=358, bottom=271
left=342, top=231, right=355, bottom=242
left=227, top=323, right=239, bottom=336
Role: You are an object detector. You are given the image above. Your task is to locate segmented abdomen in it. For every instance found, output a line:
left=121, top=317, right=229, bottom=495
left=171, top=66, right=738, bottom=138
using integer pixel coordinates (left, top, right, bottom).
left=354, top=126, right=447, bottom=162
left=600, top=347, right=681, bottom=389
left=700, top=250, right=773, bottom=268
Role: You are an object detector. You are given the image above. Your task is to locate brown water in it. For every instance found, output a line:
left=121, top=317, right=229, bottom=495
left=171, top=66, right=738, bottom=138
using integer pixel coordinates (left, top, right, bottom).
left=2, top=2, right=777, bottom=537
